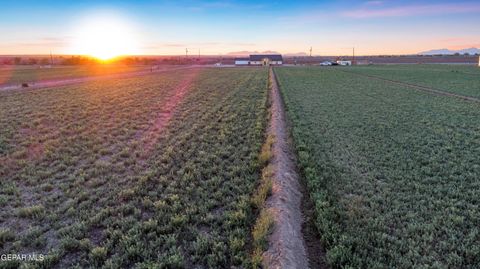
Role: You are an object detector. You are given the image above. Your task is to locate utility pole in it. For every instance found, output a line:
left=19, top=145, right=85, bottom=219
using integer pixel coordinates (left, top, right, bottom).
left=352, top=47, right=355, bottom=65
left=185, top=48, right=189, bottom=58
left=50, top=50, right=53, bottom=65
left=309, top=47, right=313, bottom=57
left=198, top=49, right=200, bottom=60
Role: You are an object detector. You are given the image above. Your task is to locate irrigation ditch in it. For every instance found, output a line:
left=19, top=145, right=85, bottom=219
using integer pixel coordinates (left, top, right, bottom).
left=261, top=67, right=327, bottom=269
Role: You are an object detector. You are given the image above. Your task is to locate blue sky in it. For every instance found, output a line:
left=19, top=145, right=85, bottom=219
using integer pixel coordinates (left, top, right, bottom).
left=1, top=0, right=479, bottom=55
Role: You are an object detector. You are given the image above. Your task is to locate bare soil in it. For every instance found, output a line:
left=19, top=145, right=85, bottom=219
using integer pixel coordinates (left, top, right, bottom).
left=262, top=67, right=310, bottom=268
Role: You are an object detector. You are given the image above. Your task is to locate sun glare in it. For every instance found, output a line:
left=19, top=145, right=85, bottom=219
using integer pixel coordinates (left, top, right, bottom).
left=70, top=13, right=140, bottom=61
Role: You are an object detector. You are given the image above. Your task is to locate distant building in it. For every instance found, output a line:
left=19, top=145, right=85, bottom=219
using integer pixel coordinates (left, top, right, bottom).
left=356, top=60, right=372, bottom=65
left=234, top=54, right=283, bottom=66
left=234, top=58, right=250, bottom=65
left=249, top=54, right=283, bottom=66
left=336, top=60, right=352, bottom=66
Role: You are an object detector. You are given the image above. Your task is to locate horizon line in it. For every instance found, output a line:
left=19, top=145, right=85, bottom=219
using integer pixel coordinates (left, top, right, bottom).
left=1, top=53, right=478, bottom=57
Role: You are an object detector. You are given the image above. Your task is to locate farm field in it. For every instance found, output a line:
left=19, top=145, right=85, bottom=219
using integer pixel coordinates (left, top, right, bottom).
left=0, top=65, right=154, bottom=86
left=275, top=67, right=480, bottom=268
left=0, top=67, right=269, bottom=268
left=343, top=64, right=480, bottom=99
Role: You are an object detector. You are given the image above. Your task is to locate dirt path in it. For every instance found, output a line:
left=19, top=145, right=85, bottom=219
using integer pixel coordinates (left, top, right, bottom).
left=0, top=66, right=197, bottom=92
left=340, top=70, right=480, bottom=103
left=262, top=67, right=309, bottom=268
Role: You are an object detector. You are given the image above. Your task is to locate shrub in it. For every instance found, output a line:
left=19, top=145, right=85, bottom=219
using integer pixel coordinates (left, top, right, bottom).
left=0, top=228, right=15, bottom=246
left=258, top=135, right=275, bottom=167
left=18, top=205, right=45, bottom=219
left=252, top=210, right=274, bottom=251
left=90, top=246, right=108, bottom=266
left=251, top=165, right=273, bottom=209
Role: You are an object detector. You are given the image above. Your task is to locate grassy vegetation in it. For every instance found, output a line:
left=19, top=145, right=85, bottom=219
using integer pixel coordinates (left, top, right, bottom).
left=344, top=64, right=480, bottom=98
left=276, top=67, right=480, bottom=268
left=251, top=134, right=275, bottom=268
left=251, top=210, right=274, bottom=268
left=0, top=65, right=152, bottom=86
left=0, top=67, right=269, bottom=268
left=0, top=229, right=15, bottom=248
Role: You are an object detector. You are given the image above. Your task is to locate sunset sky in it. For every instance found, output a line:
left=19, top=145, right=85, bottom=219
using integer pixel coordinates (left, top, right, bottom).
left=1, top=0, right=479, bottom=56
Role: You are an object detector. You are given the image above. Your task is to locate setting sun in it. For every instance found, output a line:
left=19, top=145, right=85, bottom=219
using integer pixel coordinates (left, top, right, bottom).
left=70, top=14, right=139, bottom=60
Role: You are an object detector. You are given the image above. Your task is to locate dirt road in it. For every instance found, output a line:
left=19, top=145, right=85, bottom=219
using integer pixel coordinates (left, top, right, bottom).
left=0, top=66, right=198, bottom=92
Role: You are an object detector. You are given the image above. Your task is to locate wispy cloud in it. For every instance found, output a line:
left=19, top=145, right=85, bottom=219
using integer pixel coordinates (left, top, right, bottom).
left=143, top=42, right=229, bottom=50
left=226, top=50, right=280, bottom=56
left=188, top=1, right=265, bottom=12
left=450, top=44, right=480, bottom=50
left=188, top=1, right=266, bottom=12
left=342, top=3, right=480, bottom=18
left=365, top=1, right=384, bottom=6
left=436, top=37, right=480, bottom=50
left=0, top=37, right=71, bottom=54
left=143, top=43, right=185, bottom=49
left=202, top=1, right=235, bottom=8
left=228, top=42, right=256, bottom=46
left=1, top=37, right=69, bottom=48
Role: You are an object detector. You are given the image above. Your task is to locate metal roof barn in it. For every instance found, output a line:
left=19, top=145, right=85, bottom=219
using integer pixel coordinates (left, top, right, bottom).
left=249, top=54, right=283, bottom=66
left=249, top=54, right=283, bottom=61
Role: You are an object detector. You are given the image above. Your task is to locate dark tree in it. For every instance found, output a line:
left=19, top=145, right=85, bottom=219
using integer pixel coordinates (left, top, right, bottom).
left=39, top=58, right=50, bottom=65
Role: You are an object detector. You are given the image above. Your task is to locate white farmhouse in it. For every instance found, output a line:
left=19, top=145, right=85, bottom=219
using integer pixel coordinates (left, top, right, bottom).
left=234, top=58, right=250, bottom=65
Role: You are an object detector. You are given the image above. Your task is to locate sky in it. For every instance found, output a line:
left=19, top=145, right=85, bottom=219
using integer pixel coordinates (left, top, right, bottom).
left=0, top=0, right=479, bottom=56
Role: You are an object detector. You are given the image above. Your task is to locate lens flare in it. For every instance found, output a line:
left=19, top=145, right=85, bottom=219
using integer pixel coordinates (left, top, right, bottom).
left=69, top=13, right=140, bottom=60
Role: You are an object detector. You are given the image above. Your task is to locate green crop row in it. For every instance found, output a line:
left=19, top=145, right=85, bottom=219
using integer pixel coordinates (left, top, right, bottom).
left=0, top=67, right=269, bottom=268
left=0, top=65, right=151, bottom=86
left=275, top=67, right=480, bottom=268
left=343, top=64, right=480, bottom=98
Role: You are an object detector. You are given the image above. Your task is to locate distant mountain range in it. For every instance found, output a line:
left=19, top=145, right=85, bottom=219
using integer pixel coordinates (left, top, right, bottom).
left=419, top=47, right=480, bottom=55
left=226, top=51, right=308, bottom=57
left=226, top=50, right=280, bottom=56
